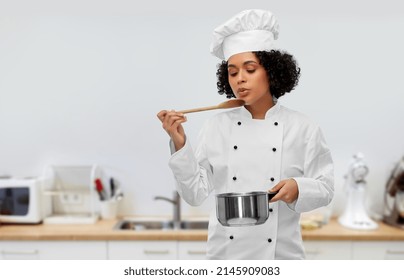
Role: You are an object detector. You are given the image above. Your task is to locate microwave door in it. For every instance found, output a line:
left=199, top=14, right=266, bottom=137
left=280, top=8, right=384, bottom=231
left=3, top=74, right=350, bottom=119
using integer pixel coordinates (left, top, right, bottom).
left=0, top=189, right=14, bottom=215
left=0, top=187, right=29, bottom=216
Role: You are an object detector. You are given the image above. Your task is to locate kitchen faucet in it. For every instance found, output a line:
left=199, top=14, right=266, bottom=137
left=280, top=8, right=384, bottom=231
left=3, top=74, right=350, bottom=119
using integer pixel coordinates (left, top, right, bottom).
left=154, top=191, right=181, bottom=229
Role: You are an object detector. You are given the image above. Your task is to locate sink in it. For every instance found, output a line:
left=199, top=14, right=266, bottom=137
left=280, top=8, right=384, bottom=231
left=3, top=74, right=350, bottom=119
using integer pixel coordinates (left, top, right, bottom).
left=114, top=220, right=209, bottom=231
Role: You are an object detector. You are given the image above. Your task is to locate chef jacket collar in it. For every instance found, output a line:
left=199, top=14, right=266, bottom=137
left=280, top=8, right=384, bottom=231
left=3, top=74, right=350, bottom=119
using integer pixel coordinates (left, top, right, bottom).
left=239, top=100, right=280, bottom=120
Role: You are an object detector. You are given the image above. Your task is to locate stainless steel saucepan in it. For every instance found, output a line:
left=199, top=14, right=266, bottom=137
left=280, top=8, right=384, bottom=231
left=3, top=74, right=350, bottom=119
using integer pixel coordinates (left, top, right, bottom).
left=215, top=191, right=277, bottom=227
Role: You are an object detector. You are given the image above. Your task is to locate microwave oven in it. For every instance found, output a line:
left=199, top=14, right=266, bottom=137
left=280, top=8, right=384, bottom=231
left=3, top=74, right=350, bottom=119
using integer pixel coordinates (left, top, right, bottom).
left=0, top=178, right=47, bottom=224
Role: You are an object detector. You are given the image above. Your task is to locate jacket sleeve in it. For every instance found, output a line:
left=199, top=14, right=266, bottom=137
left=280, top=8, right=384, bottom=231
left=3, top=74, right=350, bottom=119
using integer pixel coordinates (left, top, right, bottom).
left=291, top=126, right=334, bottom=213
left=168, top=121, right=214, bottom=206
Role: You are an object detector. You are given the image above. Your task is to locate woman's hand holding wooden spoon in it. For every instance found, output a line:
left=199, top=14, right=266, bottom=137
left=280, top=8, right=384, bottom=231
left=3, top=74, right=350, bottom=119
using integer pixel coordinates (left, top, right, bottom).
left=157, top=99, right=244, bottom=151
left=157, top=110, right=187, bottom=151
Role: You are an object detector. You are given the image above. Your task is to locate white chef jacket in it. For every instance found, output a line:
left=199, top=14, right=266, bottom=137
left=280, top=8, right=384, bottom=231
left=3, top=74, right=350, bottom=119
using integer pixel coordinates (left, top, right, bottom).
left=168, top=102, right=334, bottom=260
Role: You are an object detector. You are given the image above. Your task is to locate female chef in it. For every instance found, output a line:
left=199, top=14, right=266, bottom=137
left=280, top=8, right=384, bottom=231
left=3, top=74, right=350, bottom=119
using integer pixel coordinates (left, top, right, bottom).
left=157, top=9, right=334, bottom=259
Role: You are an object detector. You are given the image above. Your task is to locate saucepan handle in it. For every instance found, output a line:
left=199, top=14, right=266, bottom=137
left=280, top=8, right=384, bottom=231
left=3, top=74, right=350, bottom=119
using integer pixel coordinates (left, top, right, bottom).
left=267, top=191, right=278, bottom=203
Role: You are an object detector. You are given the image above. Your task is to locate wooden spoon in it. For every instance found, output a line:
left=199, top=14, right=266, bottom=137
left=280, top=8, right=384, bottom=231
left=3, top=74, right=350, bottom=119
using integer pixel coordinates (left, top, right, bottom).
left=178, top=99, right=245, bottom=114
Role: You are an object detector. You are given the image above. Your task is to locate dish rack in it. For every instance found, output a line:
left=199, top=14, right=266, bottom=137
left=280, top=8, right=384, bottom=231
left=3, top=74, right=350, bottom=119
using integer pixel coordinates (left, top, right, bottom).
left=42, top=165, right=102, bottom=224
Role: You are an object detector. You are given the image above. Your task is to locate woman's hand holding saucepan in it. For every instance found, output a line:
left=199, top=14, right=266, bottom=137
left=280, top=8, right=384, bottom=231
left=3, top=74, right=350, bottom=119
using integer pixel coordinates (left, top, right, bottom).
left=269, top=178, right=299, bottom=204
left=157, top=110, right=187, bottom=151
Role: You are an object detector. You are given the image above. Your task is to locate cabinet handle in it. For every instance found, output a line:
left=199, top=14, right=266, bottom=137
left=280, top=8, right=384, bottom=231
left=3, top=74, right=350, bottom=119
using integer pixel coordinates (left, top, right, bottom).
left=386, top=250, right=404, bottom=255
left=1, top=250, right=39, bottom=255
left=187, top=250, right=206, bottom=255
left=144, top=250, right=170, bottom=255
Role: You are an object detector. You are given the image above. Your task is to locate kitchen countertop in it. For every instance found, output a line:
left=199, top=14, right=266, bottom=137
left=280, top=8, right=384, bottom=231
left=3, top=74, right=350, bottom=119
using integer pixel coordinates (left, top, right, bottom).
left=0, top=218, right=404, bottom=241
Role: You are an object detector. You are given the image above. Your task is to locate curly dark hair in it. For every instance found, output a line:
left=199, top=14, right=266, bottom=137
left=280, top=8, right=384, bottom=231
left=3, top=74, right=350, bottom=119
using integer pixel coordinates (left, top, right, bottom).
left=216, top=50, right=301, bottom=99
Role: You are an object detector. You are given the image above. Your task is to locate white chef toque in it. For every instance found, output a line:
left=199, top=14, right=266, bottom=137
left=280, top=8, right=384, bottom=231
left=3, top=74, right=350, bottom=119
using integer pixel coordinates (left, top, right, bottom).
left=210, top=9, right=279, bottom=61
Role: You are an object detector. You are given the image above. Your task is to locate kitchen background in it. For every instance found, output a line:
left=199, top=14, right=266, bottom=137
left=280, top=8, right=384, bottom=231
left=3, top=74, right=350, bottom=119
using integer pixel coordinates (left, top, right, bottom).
left=0, top=0, right=403, bottom=221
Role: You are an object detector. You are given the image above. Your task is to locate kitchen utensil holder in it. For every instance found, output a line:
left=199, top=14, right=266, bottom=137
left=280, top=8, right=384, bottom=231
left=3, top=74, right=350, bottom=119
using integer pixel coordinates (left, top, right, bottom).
left=41, top=165, right=102, bottom=224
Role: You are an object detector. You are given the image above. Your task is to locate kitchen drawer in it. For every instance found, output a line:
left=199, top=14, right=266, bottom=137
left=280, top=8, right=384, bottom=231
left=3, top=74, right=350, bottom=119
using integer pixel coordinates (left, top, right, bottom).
left=352, top=241, right=404, bottom=260
left=0, top=241, right=107, bottom=260
left=303, top=241, right=352, bottom=260
left=108, top=241, right=177, bottom=260
left=178, top=241, right=207, bottom=260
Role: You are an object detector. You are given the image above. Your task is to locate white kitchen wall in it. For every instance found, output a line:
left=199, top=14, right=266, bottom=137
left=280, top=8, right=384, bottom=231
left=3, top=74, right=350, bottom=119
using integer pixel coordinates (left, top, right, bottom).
left=1, top=0, right=403, bottom=219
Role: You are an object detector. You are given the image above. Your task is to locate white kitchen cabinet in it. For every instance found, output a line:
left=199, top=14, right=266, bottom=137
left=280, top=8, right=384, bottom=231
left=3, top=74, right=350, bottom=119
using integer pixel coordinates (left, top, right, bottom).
left=352, top=241, right=404, bottom=260
left=108, top=241, right=177, bottom=260
left=0, top=241, right=107, bottom=260
left=178, top=241, right=207, bottom=260
left=303, top=241, right=352, bottom=260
